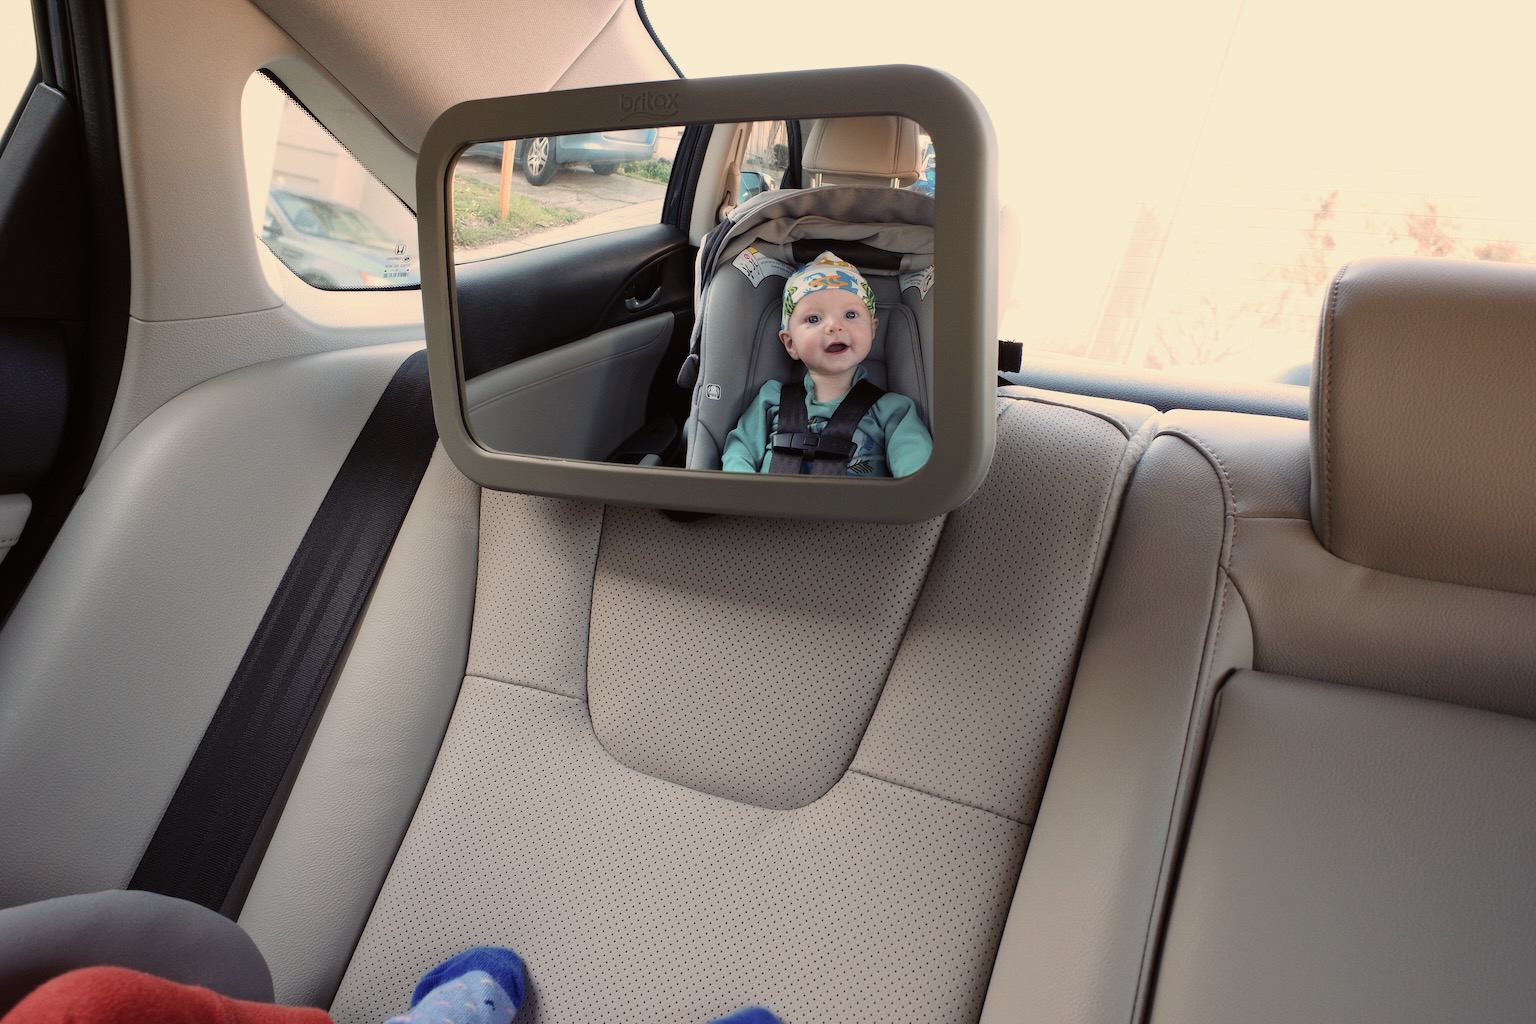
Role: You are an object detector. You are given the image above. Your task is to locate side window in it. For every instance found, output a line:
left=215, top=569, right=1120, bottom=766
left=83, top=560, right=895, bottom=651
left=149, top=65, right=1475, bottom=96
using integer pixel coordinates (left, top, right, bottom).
left=447, top=120, right=797, bottom=263
left=241, top=73, right=418, bottom=289
left=450, top=127, right=683, bottom=262
left=737, top=120, right=788, bottom=203
left=1, top=2, right=37, bottom=124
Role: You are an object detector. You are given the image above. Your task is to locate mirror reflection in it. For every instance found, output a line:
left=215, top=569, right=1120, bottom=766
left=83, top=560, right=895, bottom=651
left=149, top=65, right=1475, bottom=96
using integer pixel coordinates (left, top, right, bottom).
left=448, top=116, right=935, bottom=479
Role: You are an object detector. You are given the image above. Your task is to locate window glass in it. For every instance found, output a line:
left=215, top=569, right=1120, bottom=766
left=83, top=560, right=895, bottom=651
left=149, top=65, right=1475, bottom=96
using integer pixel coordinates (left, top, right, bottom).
left=738, top=120, right=788, bottom=202
left=451, top=126, right=683, bottom=262
left=241, top=73, right=418, bottom=289
left=645, top=0, right=1536, bottom=385
left=1, top=0, right=37, bottom=123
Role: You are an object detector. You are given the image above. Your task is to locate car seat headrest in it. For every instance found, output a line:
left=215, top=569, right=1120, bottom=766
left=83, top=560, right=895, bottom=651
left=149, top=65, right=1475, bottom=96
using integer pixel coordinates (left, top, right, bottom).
left=802, top=116, right=924, bottom=188
left=1311, top=257, right=1536, bottom=595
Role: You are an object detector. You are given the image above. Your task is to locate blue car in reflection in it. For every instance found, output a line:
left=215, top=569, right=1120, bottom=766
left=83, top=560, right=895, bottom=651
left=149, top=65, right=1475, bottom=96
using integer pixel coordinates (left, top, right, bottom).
left=261, top=189, right=419, bottom=289
left=465, top=129, right=659, bottom=186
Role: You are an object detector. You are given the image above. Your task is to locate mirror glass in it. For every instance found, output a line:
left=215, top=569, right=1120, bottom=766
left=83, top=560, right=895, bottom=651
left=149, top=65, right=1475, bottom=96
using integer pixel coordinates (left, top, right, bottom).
left=446, top=116, right=938, bottom=483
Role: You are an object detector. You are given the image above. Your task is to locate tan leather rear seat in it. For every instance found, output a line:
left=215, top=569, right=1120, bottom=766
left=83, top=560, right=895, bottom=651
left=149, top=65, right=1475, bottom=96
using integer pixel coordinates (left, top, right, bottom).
left=314, top=389, right=1156, bottom=1023
left=984, top=257, right=1536, bottom=1023
left=9, top=255, right=1534, bottom=1022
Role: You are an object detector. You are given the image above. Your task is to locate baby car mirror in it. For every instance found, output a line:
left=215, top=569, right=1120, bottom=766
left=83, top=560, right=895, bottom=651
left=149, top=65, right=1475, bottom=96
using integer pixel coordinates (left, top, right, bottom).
left=417, top=66, right=996, bottom=523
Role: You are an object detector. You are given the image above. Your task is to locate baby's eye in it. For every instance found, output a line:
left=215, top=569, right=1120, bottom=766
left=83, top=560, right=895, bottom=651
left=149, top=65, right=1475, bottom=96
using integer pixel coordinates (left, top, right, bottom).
left=805, top=314, right=821, bottom=324
left=844, top=309, right=861, bottom=320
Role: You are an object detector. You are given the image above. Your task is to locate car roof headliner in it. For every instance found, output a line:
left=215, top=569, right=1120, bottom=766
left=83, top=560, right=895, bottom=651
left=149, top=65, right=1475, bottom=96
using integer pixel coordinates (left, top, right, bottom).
left=250, top=0, right=678, bottom=154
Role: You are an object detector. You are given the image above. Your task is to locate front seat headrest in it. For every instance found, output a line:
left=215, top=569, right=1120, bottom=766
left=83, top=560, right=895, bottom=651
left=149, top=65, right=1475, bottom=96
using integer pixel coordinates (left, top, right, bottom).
left=802, top=116, right=924, bottom=188
left=1311, top=257, right=1536, bottom=595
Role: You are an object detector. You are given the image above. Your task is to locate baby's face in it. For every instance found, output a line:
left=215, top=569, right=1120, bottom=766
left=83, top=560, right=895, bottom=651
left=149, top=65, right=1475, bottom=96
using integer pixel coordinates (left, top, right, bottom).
left=778, top=289, right=877, bottom=378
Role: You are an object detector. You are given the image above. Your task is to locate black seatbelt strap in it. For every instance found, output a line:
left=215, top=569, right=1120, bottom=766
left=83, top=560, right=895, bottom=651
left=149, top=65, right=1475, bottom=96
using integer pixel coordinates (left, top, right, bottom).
left=769, top=378, right=885, bottom=475
left=130, top=349, right=437, bottom=913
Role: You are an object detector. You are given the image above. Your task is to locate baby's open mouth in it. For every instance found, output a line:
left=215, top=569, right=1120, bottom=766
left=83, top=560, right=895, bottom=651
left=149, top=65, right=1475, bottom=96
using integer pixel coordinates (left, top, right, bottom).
left=826, top=343, right=850, bottom=353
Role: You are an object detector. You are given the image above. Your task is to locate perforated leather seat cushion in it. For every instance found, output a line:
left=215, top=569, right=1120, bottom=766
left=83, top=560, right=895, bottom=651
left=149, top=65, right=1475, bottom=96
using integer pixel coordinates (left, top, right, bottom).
left=989, top=405, right=1536, bottom=1024
left=329, top=392, right=1153, bottom=1024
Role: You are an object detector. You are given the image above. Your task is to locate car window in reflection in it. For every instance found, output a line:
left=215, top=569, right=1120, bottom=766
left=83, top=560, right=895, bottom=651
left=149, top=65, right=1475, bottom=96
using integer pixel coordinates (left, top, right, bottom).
left=242, top=72, right=419, bottom=290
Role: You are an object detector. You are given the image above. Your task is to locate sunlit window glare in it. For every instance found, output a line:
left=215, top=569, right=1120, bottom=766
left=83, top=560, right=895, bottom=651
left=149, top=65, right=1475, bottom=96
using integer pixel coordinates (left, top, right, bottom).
left=1, top=2, right=38, bottom=122
left=644, top=0, right=1536, bottom=385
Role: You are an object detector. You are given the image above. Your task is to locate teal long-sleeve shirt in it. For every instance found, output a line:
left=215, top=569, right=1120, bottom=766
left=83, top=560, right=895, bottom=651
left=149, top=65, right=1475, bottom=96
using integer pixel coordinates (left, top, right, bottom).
left=720, top=368, right=932, bottom=477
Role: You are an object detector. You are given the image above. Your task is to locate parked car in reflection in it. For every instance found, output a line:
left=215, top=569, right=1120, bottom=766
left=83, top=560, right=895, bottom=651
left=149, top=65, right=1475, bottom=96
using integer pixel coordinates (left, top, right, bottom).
left=464, top=129, right=659, bottom=186
left=261, top=189, right=419, bottom=289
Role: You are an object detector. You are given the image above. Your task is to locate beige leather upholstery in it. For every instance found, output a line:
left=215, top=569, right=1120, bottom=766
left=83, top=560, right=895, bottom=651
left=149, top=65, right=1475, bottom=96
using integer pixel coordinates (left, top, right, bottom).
left=0, top=345, right=475, bottom=918
left=9, top=339, right=1168, bottom=1023
left=1155, top=671, right=1536, bottom=1023
left=802, top=116, right=924, bottom=188
left=1312, top=258, right=1536, bottom=595
left=328, top=391, right=1155, bottom=1024
left=986, top=258, right=1536, bottom=1024
left=16, top=246, right=1535, bottom=1022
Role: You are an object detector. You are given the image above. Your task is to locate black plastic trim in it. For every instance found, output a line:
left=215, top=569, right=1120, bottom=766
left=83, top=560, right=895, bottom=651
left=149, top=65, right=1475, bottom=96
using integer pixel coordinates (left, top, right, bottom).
left=663, top=122, right=711, bottom=229
left=454, top=222, right=690, bottom=379
left=0, top=85, right=85, bottom=317
left=0, top=321, right=68, bottom=491
left=633, top=0, right=684, bottom=78
left=781, top=119, right=803, bottom=189
left=0, top=71, right=40, bottom=154
left=1004, top=356, right=1310, bottom=420
left=0, top=0, right=131, bottom=629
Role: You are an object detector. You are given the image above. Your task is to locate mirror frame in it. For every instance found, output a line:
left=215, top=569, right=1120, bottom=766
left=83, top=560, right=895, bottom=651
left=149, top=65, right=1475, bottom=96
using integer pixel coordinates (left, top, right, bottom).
left=417, top=65, right=996, bottom=523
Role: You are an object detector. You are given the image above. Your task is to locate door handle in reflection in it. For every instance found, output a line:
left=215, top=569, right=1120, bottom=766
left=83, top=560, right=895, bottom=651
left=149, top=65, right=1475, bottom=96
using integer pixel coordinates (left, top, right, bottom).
left=624, top=285, right=662, bottom=312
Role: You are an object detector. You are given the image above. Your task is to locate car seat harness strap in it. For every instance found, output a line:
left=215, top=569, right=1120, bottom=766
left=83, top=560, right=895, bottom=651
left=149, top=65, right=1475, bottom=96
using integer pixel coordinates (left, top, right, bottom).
left=769, top=378, right=884, bottom=475
left=128, top=349, right=437, bottom=916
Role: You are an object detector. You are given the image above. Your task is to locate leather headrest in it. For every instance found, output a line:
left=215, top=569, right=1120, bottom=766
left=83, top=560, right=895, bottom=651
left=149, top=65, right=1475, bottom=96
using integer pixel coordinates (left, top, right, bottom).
left=1311, top=258, right=1536, bottom=594
left=802, top=116, right=924, bottom=188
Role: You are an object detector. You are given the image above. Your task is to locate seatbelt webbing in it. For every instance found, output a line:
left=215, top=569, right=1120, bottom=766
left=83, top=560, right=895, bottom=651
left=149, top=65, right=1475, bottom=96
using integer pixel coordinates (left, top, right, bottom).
left=769, top=378, right=884, bottom=475
left=130, top=350, right=437, bottom=913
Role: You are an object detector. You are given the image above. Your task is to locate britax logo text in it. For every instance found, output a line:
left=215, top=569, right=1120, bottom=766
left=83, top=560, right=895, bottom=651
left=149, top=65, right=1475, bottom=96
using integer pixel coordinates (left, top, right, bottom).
left=620, top=90, right=678, bottom=120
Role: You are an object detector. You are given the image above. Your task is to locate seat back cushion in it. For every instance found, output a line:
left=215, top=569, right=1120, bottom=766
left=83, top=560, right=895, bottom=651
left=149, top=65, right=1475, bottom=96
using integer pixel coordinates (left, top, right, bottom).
left=326, top=390, right=1155, bottom=1024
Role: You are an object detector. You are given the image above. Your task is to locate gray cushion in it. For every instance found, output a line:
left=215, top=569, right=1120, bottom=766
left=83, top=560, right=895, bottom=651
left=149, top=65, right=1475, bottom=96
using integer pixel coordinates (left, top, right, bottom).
left=0, top=890, right=273, bottom=1013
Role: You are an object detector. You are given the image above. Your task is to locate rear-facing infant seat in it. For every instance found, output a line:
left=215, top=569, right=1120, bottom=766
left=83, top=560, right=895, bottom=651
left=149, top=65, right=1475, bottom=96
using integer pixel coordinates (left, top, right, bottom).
left=682, top=186, right=935, bottom=470
left=682, top=119, right=935, bottom=471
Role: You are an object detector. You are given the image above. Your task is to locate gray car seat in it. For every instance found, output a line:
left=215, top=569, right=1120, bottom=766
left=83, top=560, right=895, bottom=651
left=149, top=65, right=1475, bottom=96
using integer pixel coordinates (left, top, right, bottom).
left=983, top=257, right=1536, bottom=1023
left=0, top=890, right=275, bottom=1014
left=682, top=185, right=935, bottom=470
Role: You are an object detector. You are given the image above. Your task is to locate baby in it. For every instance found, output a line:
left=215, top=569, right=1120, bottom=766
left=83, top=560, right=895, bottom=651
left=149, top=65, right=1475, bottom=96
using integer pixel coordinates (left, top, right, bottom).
left=720, top=251, right=932, bottom=477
